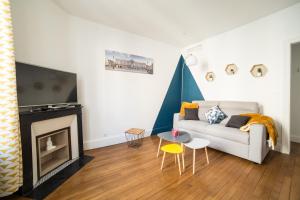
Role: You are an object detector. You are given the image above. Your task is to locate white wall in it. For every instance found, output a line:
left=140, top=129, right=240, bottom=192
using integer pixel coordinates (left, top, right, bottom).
left=11, top=0, right=180, bottom=149
left=291, top=43, right=300, bottom=143
left=68, top=16, right=180, bottom=148
left=183, top=3, right=300, bottom=153
left=11, top=0, right=72, bottom=72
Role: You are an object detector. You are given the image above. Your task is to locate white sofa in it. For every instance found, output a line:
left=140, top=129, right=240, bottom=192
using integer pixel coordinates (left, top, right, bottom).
left=173, top=101, right=269, bottom=164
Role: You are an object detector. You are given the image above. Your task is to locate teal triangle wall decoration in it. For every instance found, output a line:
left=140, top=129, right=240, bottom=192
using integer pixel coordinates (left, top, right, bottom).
left=151, top=56, right=204, bottom=135
left=181, top=59, right=204, bottom=102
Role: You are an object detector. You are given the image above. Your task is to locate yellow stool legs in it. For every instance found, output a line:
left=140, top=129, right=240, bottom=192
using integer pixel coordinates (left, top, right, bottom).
left=177, top=154, right=182, bottom=175
left=160, top=144, right=183, bottom=175
left=181, top=143, right=185, bottom=171
left=160, top=152, right=182, bottom=175
left=161, top=152, right=166, bottom=170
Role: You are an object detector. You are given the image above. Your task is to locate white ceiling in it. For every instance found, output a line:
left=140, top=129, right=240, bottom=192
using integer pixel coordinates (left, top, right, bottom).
left=53, top=0, right=300, bottom=47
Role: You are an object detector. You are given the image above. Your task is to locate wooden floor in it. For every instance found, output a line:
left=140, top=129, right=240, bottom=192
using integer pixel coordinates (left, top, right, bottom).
left=9, top=137, right=300, bottom=200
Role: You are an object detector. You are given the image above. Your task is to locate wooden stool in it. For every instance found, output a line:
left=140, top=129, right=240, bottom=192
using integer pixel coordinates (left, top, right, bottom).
left=125, top=128, right=145, bottom=148
left=160, top=144, right=183, bottom=175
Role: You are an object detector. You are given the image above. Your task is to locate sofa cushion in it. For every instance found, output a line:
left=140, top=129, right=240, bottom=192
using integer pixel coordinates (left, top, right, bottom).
left=219, top=101, right=259, bottom=112
left=180, top=102, right=199, bottom=117
left=177, top=120, right=209, bottom=133
left=226, top=115, right=251, bottom=128
left=184, top=108, right=199, bottom=120
left=218, top=101, right=259, bottom=125
left=205, top=105, right=227, bottom=124
left=193, top=101, right=219, bottom=122
left=206, top=124, right=249, bottom=144
left=198, top=107, right=211, bottom=122
left=193, top=100, right=219, bottom=108
left=220, top=108, right=253, bottom=125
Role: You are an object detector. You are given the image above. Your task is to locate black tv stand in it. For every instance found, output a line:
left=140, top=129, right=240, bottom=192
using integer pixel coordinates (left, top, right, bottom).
left=29, top=106, right=49, bottom=113
left=19, top=104, right=82, bottom=114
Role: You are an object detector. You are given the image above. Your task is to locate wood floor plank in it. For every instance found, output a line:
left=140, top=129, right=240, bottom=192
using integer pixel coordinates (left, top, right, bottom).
left=290, top=157, right=300, bottom=200
left=278, top=177, right=292, bottom=200
left=7, top=138, right=300, bottom=200
left=252, top=152, right=284, bottom=199
left=214, top=159, right=253, bottom=200
left=269, top=154, right=292, bottom=200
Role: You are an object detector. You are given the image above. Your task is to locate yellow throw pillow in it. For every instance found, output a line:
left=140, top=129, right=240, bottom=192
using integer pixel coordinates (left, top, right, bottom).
left=180, top=102, right=199, bottom=117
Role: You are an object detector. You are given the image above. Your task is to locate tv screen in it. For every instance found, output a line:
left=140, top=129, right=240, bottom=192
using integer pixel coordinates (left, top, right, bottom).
left=16, top=62, right=77, bottom=107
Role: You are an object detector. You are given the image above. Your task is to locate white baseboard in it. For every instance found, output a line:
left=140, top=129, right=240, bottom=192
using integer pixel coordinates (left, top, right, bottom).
left=84, top=135, right=126, bottom=150
left=291, top=134, right=300, bottom=143
left=84, top=130, right=152, bottom=150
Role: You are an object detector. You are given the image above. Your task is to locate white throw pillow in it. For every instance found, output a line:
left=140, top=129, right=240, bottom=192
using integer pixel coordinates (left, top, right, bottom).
left=205, top=105, right=227, bottom=124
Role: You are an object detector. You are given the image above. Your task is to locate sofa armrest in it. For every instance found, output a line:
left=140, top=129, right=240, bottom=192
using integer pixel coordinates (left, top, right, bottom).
left=249, top=124, right=269, bottom=164
left=173, top=113, right=183, bottom=129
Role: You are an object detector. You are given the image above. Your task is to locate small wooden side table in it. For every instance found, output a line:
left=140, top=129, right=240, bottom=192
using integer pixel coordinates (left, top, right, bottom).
left=184, top=138, right=210, bottom=174
left=125, top=128, right=145, bottom=148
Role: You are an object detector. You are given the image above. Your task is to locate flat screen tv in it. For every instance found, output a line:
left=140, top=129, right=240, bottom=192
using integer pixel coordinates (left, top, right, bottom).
left=16, top=62, right=77, bottom=107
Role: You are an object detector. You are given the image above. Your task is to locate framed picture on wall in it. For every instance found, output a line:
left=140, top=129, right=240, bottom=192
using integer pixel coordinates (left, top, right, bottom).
left=105, top=50, right=154, bottom=74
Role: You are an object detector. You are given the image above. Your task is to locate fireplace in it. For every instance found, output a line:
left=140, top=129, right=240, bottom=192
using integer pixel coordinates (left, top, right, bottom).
left=30, top=114, right=79, bottom=187
left=36, top=127, right=71, bottom=179
left=19, top=106, right=92, bottom=198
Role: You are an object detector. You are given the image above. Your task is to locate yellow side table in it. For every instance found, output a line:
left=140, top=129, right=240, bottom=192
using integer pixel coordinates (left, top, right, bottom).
left=160, top=144, right=183, bottom=175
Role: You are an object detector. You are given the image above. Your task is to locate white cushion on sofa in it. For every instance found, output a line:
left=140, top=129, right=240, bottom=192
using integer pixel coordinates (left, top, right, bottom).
left=218, top=101, right=259, bottom=112
left=193, top=101, right=219, bottom=107
left=193, top=101, right=219, bottom=122
left=198, top=108, right=210, bottom=122
left=205, top=124, right=249, bottom=145
left=177, top=119, right=249, bottom=145
left=177, top=120, right=209, bottom=133
left=193, top=101, right=259, bottom=125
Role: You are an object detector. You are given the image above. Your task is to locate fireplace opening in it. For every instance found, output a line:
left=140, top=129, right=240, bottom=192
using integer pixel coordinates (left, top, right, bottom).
left=36, top=127, right=72, bottom=179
